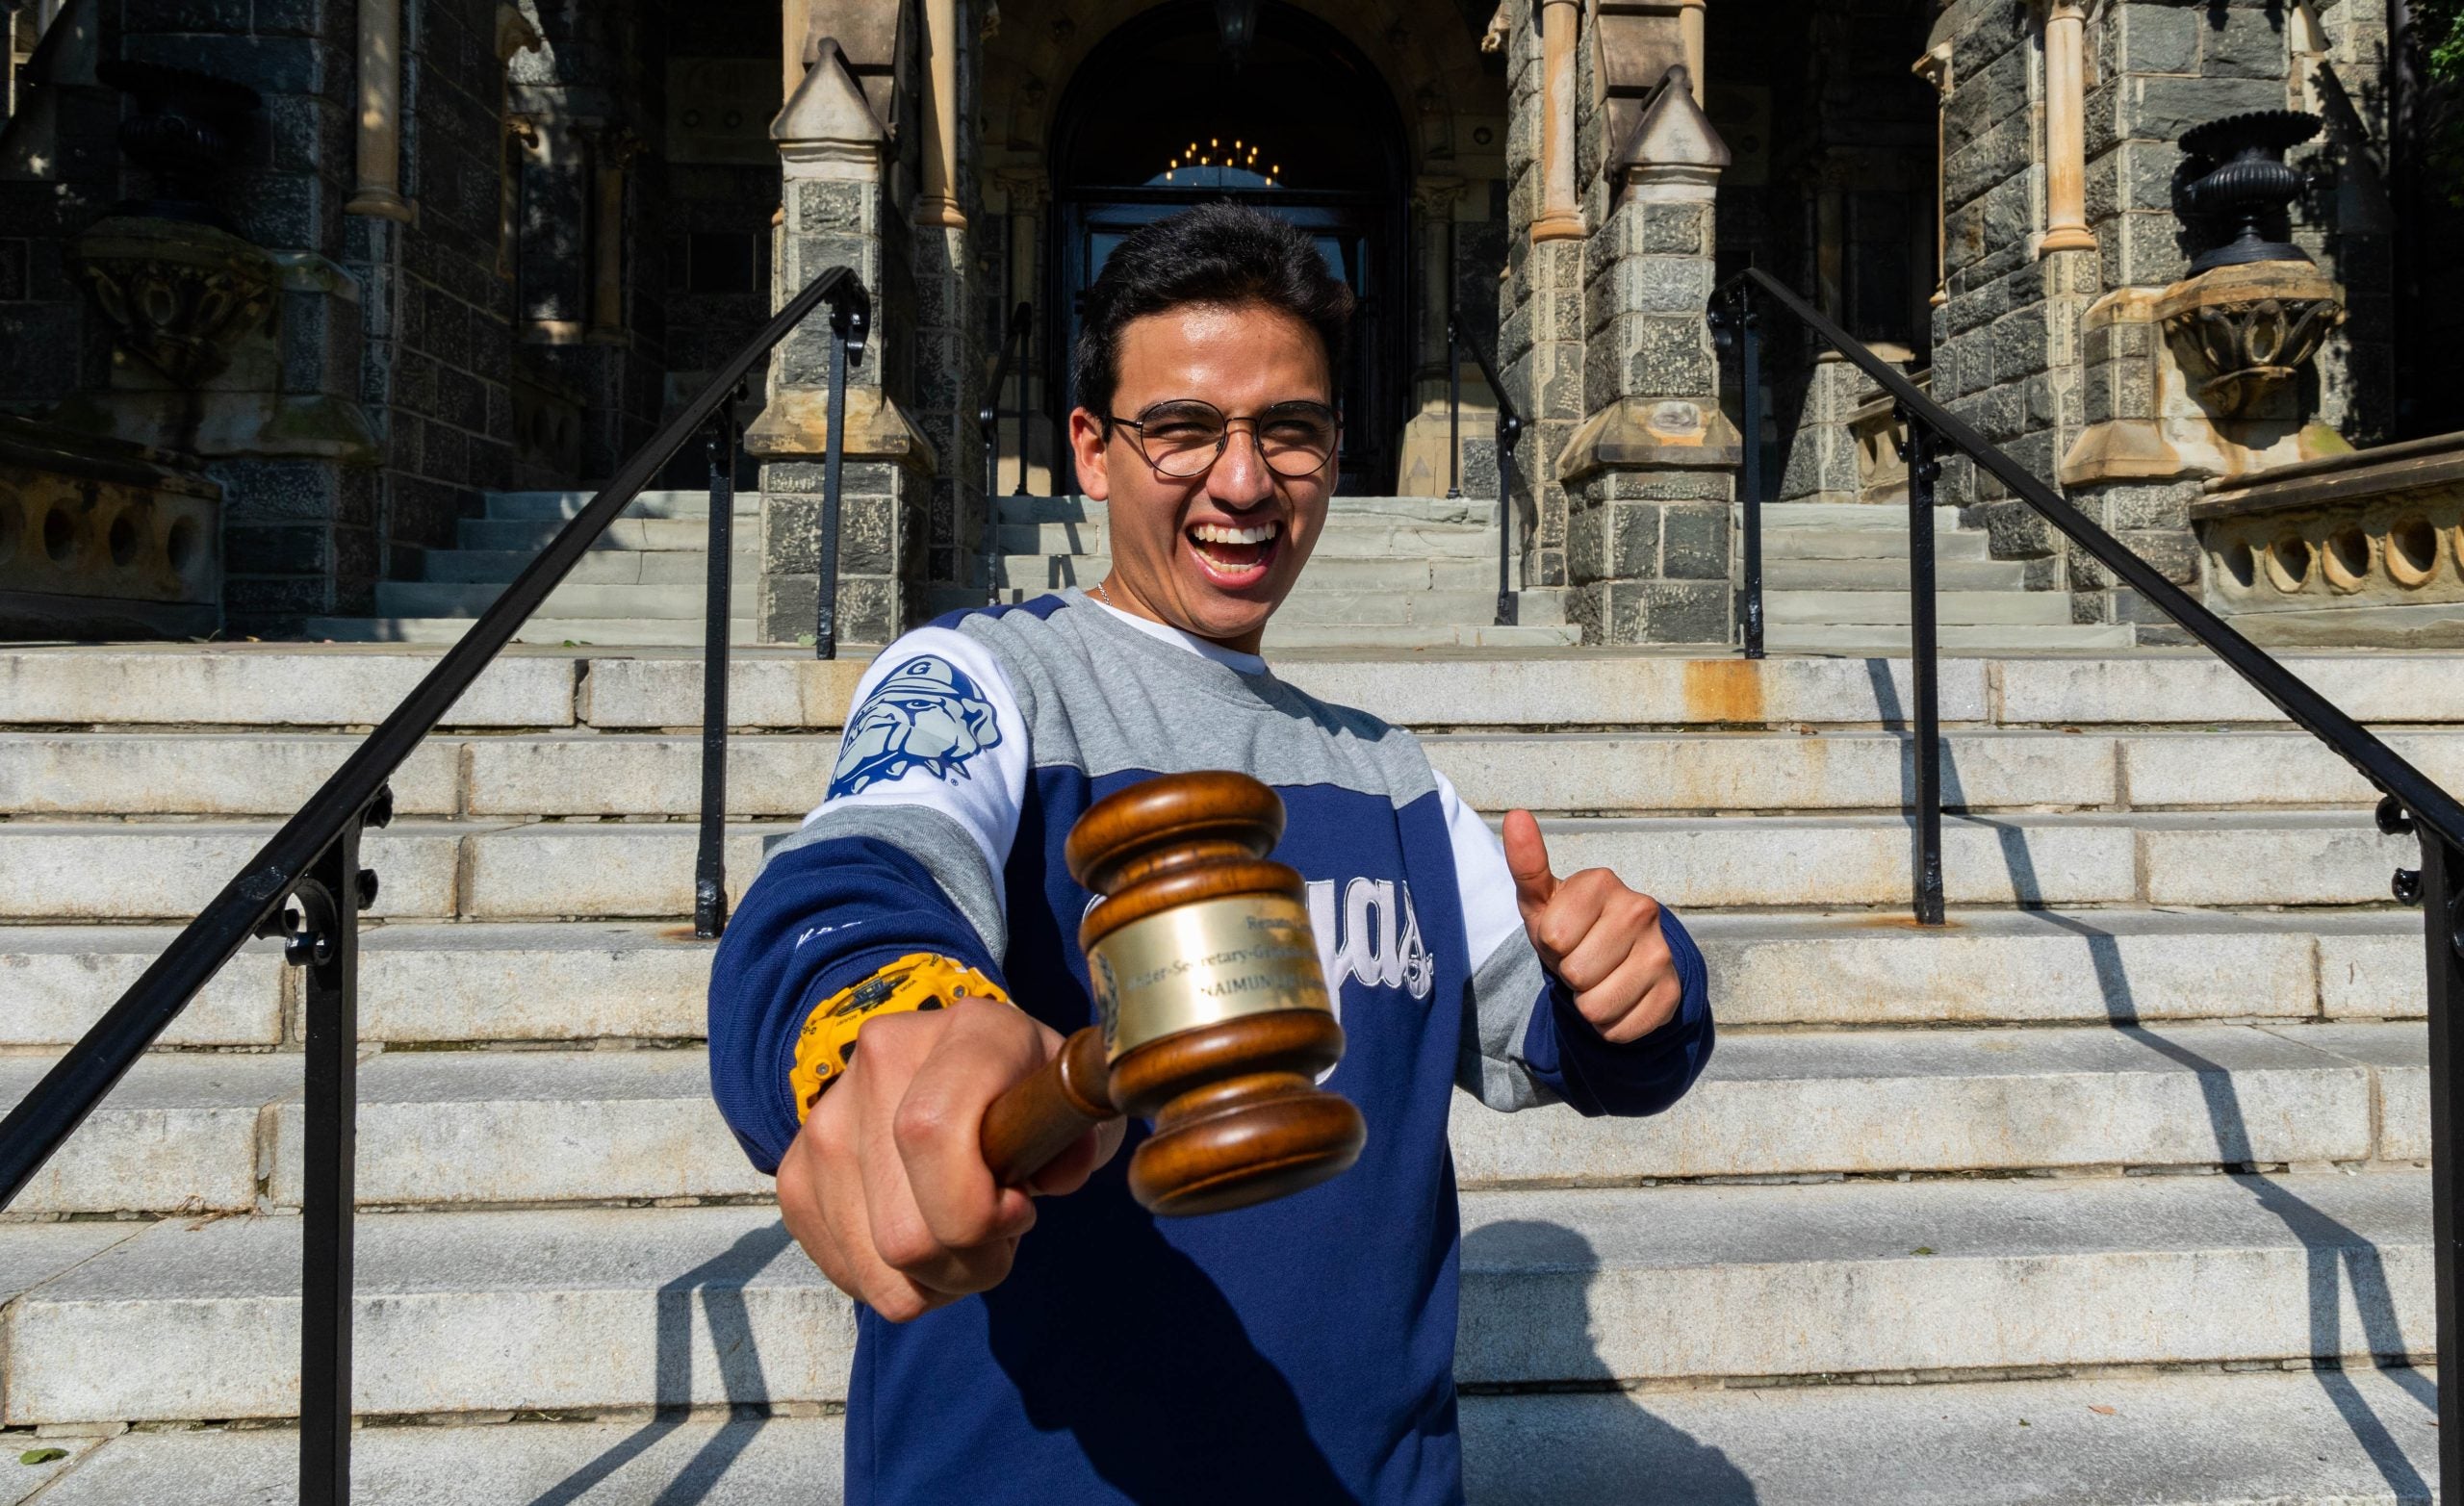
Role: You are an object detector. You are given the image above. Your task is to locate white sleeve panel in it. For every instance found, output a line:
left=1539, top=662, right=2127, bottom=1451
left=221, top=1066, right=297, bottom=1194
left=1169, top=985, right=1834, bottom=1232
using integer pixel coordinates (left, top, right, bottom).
left=806, top=626, right=1031, bottom=901
left=1436, top=770, right=1525, bottom=971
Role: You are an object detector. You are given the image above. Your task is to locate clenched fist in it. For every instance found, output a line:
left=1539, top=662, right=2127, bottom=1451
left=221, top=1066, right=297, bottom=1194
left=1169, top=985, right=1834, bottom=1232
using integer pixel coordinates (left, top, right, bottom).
left=777, top=998, right=1126, bottom=1322
left=1502, top=809, right=1684, bottom=1043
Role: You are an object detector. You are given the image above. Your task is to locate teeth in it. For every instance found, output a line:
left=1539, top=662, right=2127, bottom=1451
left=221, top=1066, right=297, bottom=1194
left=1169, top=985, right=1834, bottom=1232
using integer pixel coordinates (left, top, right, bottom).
left=1191, top=521, right=1279, bottom=546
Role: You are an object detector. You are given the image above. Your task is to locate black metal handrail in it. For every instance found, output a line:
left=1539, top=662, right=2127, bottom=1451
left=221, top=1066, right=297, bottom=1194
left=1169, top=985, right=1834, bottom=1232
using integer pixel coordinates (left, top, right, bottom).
left=1723, top=266, right=2464, bottom=1492
left=0, top=264, right=873, bottom=1506
left=979, top=300, right=1033, bottom=602
left=1446, top=316, right=1525, bottom=628
left=1722, top=266, right=2464, bottom=856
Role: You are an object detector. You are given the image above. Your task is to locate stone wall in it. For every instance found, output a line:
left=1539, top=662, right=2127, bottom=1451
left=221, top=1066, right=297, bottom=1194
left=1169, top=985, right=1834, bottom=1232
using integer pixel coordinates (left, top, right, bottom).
left=1500, top=0, right=1579, bottom=602
left=1932, top=0, right=2400, bottom=639
left=352, top=0, right=525, bottom=586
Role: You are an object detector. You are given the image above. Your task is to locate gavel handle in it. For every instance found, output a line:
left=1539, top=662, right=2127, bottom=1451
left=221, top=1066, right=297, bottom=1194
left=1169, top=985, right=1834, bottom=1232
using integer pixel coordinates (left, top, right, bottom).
left=981, top=1025, right=1119, bottom=1187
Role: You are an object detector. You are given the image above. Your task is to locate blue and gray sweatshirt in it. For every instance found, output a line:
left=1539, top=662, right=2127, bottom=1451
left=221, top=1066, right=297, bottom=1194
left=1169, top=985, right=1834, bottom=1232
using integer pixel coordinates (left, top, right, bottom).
left=708, top=588, right=1712, bottom=1505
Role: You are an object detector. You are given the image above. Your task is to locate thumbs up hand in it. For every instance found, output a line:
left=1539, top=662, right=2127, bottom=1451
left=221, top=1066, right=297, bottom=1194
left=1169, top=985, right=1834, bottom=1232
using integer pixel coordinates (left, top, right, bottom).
left=1502, top=810, right=1684, bottom=1044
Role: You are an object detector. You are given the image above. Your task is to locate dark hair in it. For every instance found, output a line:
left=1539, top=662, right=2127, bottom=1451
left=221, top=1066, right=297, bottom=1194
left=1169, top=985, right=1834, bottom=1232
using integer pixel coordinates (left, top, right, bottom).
left=1070, top=202, right=1355, bottom=421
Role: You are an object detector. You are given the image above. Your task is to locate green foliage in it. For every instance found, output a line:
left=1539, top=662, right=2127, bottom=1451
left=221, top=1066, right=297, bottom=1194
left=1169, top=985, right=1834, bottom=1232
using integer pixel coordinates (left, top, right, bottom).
left=2420, top=2, right=2464, bottom=206
left=2426, top=1, right=2464, bottom=85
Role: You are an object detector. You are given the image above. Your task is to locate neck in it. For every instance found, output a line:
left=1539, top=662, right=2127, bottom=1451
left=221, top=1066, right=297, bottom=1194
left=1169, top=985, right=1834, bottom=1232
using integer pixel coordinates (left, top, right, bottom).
left=1091, top=576, right=1266, bottom=656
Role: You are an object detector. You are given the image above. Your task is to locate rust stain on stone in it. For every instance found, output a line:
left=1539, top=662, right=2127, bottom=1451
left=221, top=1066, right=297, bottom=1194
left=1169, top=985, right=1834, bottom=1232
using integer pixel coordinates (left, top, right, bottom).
left=1681, top=659, right=1766, bottom=726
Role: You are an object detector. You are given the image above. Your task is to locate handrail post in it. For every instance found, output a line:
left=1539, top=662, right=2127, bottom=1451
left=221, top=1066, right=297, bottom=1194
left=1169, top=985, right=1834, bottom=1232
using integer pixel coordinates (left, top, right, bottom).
left=695, top=396, right=739, bottom=938
left=287, top=784, right=388, bottom=1506
left=1899, top=409, right=1945, bottom=926
left=2431, top=833, right=2463, bottom=1497
left=1737, top=290, right=1765, bottom=660
left=2388, top=799, right=2464, bottom=1489
left=814, top=285, right=869, bottom=660
left=1446, top=317, right=1463, bottom=500
left=1494, top=407, right=1520, bottom=628
left=1013, top=306, right=1031, bottom=497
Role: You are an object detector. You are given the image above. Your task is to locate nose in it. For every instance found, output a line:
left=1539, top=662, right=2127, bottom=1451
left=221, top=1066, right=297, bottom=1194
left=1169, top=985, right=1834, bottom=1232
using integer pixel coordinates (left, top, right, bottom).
left=1207, top=419, right=1277, bottom=510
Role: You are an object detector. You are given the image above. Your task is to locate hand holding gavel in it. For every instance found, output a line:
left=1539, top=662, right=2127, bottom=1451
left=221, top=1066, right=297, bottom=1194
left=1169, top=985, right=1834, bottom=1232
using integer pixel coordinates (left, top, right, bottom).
left=776, top=774, right=1364, bottom=1323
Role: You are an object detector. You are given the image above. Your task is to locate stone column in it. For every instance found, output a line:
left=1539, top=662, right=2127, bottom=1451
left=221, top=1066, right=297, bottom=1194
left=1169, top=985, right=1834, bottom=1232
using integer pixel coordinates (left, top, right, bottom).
left=1555, top=67, right=1737, bottom=645
left=916, top=0, right=966, bottom=230
left=1676, top=0, right=1705, bottom=104
left=751, top=38, right=938, bottom=646
left=588, top=128, right=643, bottom=344
left=346, top=0, right=414, bottom=221
left=1532, top=0, right=1582, bottom=242
left=1915, top=41, right=1953, bottom=308
left=2039, top=0, right=2095, bottom=254
left=493, top=6, right=542, bottom=281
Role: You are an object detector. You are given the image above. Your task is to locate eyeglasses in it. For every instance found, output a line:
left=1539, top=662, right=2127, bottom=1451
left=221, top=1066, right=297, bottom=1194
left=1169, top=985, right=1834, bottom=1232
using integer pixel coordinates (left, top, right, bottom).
left=1104, top=399, right=1340, bottom=480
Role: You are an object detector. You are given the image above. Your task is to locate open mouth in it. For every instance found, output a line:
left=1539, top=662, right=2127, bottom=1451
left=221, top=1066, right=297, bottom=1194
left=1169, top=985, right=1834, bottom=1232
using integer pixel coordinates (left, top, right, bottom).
left=1185, top=519, right=1282, bottom=587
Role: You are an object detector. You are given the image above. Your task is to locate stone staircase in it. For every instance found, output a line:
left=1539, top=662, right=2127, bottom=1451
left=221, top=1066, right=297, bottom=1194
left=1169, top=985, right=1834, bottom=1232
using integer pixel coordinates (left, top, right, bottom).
left=976, top=493, right=1579, bottom=650
left=1759, top=501, right=2135, bottom=653
left=305, top=490, right=760, bottom=648
left=304, top=489, right=1578, bottom=652
left=2, top=641, right=2455, bottom=1501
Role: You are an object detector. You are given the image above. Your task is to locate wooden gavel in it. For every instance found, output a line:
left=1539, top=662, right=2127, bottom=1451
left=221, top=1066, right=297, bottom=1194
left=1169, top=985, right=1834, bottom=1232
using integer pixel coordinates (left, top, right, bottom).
left=979, top=771, right=1367, bottom=1216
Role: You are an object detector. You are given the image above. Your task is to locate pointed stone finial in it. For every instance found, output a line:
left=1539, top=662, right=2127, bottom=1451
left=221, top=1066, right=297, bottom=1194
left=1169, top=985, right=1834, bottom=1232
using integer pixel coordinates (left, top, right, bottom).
left=1618, top=66, right=1731, bottom=180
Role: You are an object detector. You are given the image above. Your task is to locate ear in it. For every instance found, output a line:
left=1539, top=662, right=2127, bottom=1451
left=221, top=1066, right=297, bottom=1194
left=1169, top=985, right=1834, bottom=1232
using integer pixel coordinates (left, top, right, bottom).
left=1068, top=408, right=1110, bottom=500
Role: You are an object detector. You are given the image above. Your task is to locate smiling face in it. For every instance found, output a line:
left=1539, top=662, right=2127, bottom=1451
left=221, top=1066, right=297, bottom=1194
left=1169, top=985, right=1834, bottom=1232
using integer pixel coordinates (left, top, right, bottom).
left=1067, top=301, right=1337, bottom=654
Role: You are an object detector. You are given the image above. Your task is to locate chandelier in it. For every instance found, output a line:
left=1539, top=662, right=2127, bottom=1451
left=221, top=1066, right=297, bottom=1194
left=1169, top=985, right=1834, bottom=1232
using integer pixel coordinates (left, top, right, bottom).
left=1161, top=136, right=1280, bottom=188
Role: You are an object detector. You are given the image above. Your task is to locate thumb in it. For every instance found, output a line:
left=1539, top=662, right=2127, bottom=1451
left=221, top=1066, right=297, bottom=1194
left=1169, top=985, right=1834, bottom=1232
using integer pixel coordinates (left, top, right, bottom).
left=1502, top=809, right=1557, bottom=924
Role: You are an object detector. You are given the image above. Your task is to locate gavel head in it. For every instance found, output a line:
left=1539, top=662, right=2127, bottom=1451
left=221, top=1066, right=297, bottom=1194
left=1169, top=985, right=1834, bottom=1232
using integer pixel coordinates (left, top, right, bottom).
left=1068, top=771, right=1367, bottom=1216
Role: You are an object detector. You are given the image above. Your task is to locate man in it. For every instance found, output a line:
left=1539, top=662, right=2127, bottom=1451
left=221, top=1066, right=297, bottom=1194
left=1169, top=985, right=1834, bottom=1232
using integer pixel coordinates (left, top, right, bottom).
left=709, top=203, right=1712, bottom=1504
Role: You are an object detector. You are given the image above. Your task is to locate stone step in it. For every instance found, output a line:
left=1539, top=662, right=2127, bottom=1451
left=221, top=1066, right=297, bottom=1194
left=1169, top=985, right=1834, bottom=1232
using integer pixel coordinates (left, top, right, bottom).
left=1762, top=556, right=2028, bottom=591
left=3, top=1171, right=2426, bottom=1423
left=9, top=647, right=2464, bottom=732
left=27, top=1367, right=2438, bottom=1505
left=483, top=489, right=759, bottom=521
left=420, top=547, right=757, bottom=586
left=1765, top=589, right=2077, bottom=626
left=1258, top=622, right=1580, bottom=649
left=1262, top=589, right=1531, bottom=627
left=0, top=809, right=2421, bottom=921
left=1760, top=526, right=1994, bottom=562
left=300, top=616, right=762, bottom=647
left=991, top=495, right=1497, bottom=528
left=0, top=820, right=783, bottom=922
left=1456, top=1368, right=2442, bottom=1506
left=988, top=523, right=1504, bottom=561
left=6, top=1022, right=2424, bottom=1214
left=458, top=517, right=716, bottom=552
left=1764, top=623, right=2141, bottom=652
left=27, top=725, right=2454, bottom=821
left=1759, top=502, right=1972, bottom=530
left=993, top=553, right=1509, bottom=594
left=1532, top=808, right=2417, bottom=910
left=0, top=907, right=2421, bottom=1053
left=373, top=580, right=757, bottom=621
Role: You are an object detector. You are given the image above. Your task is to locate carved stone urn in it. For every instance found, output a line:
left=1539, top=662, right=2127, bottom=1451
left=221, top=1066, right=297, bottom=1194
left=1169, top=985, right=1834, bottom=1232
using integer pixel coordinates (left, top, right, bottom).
left=2175, top=110, right=2322, bottom=274
left=93, top=60, right=262, bottom=226
left=2158, top=109, right=2344, bottom=421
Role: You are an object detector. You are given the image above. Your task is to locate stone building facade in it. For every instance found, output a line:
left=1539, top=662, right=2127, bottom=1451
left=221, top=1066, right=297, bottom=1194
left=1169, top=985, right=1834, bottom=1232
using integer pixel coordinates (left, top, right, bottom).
left=0, top=0, right=2446, bottom=644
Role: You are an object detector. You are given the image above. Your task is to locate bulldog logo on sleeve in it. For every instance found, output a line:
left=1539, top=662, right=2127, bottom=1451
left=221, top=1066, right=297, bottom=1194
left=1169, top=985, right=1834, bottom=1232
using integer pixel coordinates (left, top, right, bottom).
left=828, top=655, right=1004, bottom=798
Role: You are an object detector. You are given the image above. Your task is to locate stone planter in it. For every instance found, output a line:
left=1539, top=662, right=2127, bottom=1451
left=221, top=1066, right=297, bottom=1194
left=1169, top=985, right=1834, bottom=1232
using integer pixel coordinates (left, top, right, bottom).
left=2193, top=432, right=2464, bottom=648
